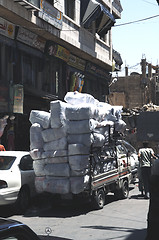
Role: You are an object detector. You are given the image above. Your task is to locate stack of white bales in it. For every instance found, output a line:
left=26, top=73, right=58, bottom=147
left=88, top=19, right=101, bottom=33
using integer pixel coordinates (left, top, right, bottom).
left=29, top=91, right=125, bottom=195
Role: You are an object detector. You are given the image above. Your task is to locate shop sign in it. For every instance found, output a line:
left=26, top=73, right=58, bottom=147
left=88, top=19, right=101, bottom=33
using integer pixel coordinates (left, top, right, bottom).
left=68, top=54, right=86, bottom=71
left=0, top=17, right=15, bottom=39
left=47, top=42, right=70, bottom=62
left=13, top=85, right=24, bottom=114
left=85, top=62, right=110, bottom=79
left=16, top=27, right=46, bottom=52
left=38, top=0, right=63, bottom=30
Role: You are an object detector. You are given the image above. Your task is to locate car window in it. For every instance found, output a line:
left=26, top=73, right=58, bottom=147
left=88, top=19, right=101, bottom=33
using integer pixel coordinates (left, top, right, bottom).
left=19, top=155, right=33, bottom=171
left=0, top=156, right=16, bottom=170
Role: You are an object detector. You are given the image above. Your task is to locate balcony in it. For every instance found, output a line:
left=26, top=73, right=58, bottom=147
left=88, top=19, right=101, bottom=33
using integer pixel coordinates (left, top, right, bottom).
left=13, top=0, right=40, bottom=11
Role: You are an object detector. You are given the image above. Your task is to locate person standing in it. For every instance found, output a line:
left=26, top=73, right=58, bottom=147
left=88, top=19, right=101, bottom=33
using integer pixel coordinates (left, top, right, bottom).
left=138, top=142, right=157, bottom=199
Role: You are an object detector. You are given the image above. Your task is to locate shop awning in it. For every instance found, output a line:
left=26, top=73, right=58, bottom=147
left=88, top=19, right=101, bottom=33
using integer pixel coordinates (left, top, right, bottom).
left=81, top=0, right=116, bottom=37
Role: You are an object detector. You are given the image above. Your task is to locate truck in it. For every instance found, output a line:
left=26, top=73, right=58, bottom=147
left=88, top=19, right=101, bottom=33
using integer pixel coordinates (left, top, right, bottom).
left=30, top=92, right=138, bottom=209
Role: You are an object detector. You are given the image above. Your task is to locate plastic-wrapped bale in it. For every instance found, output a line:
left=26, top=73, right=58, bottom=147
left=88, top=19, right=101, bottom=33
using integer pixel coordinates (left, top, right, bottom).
left=44, top=163, right=70, bottom=177
left=33, top=159, right=45, bottom=176
left=68, top=144, right=90, bottom=156
left=30, top=123, right=44, bottom=150
left=45, top=156, right=68, bottom=164
left=65, top=104, right=98, bottom=120
left=67, top=119, right=98, bottom=134
left=29, top=110, right=50, bottom=129
left=114, top=119, right=126, bottom=133
left=64, top=91, right=99, bottom=106
left=30, top=149, right=42, bottom=160
left=97, top=102, right=113, bottom=121
left=67, top=133, right=94, bottom=147
left=43, top=176, right=70, bottom=194
left=42, top=127, right=67, bottom=142
left=69, top=155, right=90, bottom=176
left=92, top=132, right=106, bottom=147
left=70, top=175, right=90, bottom=194
left=35, top=176, right=45, bottom=193
left=41, top=150, right=68, bottom=159
left=43, top=137, right=67, bottom=151
left=50, top=100, right=68, bottom=128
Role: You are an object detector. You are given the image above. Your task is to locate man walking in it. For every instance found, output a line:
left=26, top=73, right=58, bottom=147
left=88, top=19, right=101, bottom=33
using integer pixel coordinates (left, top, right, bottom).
left=138, top=142, right=157, bottom=199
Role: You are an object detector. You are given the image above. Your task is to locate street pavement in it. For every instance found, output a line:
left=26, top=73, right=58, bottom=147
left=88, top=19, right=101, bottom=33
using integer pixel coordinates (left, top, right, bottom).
left=0, top=183, right=149, bottom=240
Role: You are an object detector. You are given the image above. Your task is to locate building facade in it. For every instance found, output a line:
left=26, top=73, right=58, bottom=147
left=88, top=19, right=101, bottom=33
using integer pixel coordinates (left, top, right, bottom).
left=0, top=0, right=122, bottom=150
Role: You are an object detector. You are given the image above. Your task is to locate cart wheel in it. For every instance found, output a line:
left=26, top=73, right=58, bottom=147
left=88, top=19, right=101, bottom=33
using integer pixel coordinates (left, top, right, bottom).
left=92, top=189, right=105, bottom=210
left=119, top=180, right=129, bottom=199
left=114, top=180, right=129, bottom=200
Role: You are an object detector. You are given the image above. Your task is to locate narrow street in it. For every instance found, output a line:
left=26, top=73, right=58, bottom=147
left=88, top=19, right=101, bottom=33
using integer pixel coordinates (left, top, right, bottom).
left=0, top=183, right=149, bottom=240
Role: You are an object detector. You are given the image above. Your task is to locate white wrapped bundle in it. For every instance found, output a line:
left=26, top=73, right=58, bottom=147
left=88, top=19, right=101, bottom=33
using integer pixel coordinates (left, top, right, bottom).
left=97, top=102, right=112, bottom=121
left=67, top=133, right=93, bottom=147
left=42, top=127, right=67, bottom=142
left=69, top=155, right=89, bottom=172
left=33, top=160, right=45, bottom=176
left=65, top=104, right=98, bottom=120
left=29, top=110, right=50, bottom=129
left=114, top=119, right=126, bottom=133
left=45, top=156, right=68, bottom=164
left=43, top=137, right=67, bottom=151
left=68, top=144, right=90, bottom=156
left=35, top=176, right=45, bottom=193
left=70, top=175, right=90, bottom=194
left=30, top=123, right=44, bottom=150
left=30, top=149, right=42, bottom=160
left=64, top=91, right=99, bottom=105
left=92, top=133, right=105, bottom=147
left=50, top=100, right=68, bottom=128
left=67, top=119, right=98, bottom=134
left=44, top=163, right=70, bottom=177
left=41, top=150, right=68, bottom=158
left=43, top=176, right=70, bottom=194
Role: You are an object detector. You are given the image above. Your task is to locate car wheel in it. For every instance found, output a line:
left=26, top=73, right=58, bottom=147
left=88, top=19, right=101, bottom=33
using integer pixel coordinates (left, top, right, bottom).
left=92, top=189, right=105, bottom=210
left=114, top=179, right=129, bottom=200
left=15, top=186, right=30, bottom=213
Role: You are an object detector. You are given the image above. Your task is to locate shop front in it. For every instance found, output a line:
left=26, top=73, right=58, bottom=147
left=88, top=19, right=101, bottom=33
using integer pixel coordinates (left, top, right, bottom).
left=83, top=62, right=111, bottom=102
left=67, top=54, right=86, bottom=93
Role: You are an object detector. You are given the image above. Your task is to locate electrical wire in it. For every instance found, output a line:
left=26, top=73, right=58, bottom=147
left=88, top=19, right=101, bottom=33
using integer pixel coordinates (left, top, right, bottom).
left=114, top=15, right=159, bottom=27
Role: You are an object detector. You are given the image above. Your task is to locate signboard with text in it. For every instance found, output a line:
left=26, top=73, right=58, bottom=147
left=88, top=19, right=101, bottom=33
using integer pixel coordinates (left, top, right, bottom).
left=38, top=0, right=63, bottom=30
left=46, top=41, right=70, bottom=62
left=0, top=17, right=15, bottom=39
left=16, top=27, right=46, bottom=52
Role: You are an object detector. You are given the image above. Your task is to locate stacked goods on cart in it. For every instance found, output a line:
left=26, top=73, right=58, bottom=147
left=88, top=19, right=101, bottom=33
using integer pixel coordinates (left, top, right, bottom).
left=29, top=91, right=126, bottom=195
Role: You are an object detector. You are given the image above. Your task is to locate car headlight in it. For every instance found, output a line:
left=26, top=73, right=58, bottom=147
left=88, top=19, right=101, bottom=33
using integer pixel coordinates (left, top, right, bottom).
left=0, top=180, right=8, bottom=189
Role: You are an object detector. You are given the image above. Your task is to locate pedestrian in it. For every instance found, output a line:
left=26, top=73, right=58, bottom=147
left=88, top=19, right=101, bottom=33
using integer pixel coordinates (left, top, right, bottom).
left=0, top=144, right=5, bottom=151
left=138, top=142, right=157, bottom=199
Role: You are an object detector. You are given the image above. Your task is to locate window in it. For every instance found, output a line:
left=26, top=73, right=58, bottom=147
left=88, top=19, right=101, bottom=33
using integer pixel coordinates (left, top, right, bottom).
left=64, top=0, right=75, bottom=20
left=19, top=155, right=33, bottom=171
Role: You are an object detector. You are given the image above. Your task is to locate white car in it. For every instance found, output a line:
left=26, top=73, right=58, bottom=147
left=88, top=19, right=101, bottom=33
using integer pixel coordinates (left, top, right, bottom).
left=0, top=151, right=35, bottom=212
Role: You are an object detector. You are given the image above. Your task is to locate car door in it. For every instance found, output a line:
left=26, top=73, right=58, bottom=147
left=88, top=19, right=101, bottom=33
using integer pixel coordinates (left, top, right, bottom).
left=19, top=155, right=35, bottom=196
left=116, top=144, right=129, bottom=174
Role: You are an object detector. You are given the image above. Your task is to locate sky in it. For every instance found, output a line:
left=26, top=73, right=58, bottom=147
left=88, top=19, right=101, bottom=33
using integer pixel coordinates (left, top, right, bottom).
left=112, top=0, right=159, bottom=76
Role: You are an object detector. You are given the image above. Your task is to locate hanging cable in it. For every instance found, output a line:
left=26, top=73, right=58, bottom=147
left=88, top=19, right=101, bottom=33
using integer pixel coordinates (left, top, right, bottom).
left=114, top=15, right=159, bottom=27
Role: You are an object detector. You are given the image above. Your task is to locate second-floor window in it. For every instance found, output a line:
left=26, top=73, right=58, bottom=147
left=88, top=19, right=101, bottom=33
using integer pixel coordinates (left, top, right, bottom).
left=64, top=0, right=75, bottom=20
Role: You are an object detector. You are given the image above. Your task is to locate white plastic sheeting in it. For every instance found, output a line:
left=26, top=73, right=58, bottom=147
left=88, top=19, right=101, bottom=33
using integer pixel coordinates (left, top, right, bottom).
left=30, top=91, right=126, bottom=195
